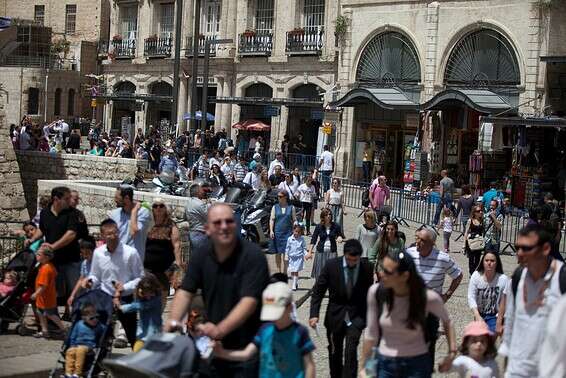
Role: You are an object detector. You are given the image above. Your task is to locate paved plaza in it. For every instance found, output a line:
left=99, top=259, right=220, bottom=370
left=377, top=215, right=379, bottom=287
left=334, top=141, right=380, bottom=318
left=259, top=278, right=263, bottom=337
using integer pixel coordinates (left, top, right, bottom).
left=0, top=207, right=519, bottom=377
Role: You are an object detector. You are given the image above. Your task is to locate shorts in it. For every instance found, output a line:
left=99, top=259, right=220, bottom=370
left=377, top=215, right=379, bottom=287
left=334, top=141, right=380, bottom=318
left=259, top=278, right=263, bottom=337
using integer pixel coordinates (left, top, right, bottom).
left=56, top=262, right=81, bottom=300
left=36, top=307, right=59, bottom=316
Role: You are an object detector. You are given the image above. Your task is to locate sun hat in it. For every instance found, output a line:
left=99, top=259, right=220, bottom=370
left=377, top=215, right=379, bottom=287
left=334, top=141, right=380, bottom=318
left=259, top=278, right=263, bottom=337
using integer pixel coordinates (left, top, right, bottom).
left=260, top=282, right=293, bottom=321
left=463, top=321, right=492, bottom=337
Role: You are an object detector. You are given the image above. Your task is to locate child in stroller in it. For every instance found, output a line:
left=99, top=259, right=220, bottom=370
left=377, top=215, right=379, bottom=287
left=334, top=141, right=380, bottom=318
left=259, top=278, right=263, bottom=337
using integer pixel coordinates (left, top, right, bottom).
left=50, top=289, right=114, bottom=378
left=0, top=270, right=19, bottom=298
left=64, top=302, right=106, bottom=378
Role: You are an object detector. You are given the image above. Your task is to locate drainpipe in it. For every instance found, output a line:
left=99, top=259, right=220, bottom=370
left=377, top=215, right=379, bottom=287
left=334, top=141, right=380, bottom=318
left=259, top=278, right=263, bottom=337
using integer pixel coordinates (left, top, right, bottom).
left=44, top=69, right=49, bottom=122
left=19, top=67, right=23, bottom=121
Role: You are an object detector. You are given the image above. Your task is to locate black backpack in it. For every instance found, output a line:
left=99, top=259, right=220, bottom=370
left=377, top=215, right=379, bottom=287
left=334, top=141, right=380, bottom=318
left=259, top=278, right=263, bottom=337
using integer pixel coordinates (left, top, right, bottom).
left=511, top=263, right=566, bottom=302
left=362, top=186, right=371, bottom=207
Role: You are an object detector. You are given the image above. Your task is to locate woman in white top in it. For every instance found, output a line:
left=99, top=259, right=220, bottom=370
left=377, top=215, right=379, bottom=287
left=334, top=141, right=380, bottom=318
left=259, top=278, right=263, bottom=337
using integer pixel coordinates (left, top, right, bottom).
left=359, top=250, right=457, bottom=377
left=355, top=209, right=380, bottom=259
left=325, top=178, right=346, bottom=231
left=467, top=250, right=508, bottom=334
left=291, top=167, right=301, bottom=192
left=297, top=176, right=316, bottom=235
left=277, top=173, right=298, bottom=202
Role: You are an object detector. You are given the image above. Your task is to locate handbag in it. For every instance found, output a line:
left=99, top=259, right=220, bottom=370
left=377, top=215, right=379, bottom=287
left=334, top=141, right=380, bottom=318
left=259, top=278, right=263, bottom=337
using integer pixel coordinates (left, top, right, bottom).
left=467, top=235, right=485, bottom=251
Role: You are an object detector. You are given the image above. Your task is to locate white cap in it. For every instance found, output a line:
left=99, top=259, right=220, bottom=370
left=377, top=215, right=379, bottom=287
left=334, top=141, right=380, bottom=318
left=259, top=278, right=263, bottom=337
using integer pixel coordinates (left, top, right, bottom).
left=253, top=152, right=261, bottom=160
left=260, top=282, right=292, bottom=321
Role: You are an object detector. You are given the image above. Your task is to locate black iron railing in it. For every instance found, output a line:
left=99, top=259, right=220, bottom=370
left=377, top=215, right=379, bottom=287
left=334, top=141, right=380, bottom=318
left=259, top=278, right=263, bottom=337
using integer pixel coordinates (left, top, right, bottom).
left=185, top=35, right=217, bottom=57
left=286, top=29, right=324, bottom=54
left=144, top=37, right=172, bottom=57
left=111, top=39, right=136, bottom=58
left=238, top=32, right=273, bottom=56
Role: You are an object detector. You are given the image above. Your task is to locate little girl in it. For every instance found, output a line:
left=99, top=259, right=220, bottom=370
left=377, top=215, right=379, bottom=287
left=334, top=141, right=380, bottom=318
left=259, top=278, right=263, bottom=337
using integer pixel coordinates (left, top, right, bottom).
left=285, top=224, right=307, bottom=291
left=439, top=207, right=454, bottom=253
left=114, top=274, right=162, bottom=352
left=0, top=270, right=19, bottom=298
left=450, top=321, right=499, bottom=378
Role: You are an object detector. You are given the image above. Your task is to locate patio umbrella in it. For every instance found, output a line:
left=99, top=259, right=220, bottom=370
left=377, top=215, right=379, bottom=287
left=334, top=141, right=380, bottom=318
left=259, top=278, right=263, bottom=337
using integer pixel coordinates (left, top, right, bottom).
left=232, top=119, right=271, bottom=131
left=183, top=111, right=215, bottom=122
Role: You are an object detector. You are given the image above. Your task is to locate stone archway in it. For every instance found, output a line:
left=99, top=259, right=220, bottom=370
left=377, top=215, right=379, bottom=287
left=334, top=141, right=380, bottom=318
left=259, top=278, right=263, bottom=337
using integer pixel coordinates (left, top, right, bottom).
left=288, top=83, right=321, bottom=155
left=111, top=81, right=137, bottom=132
left=146, top=81, right=173, bottom=134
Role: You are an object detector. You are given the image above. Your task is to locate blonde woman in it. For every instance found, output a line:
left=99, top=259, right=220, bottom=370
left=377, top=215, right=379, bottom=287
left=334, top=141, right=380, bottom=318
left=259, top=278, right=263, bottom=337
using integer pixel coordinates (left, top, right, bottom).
left=144, top=198, right=182, bottom=310
left=325, top=178, right=346, bottom=231
left=355, top=209, right=380, bottom=260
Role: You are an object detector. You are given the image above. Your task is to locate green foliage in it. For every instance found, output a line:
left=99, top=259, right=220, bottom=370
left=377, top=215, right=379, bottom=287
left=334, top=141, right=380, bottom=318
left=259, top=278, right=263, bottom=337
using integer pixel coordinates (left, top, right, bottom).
left=335, top=15, right=348, bottom=37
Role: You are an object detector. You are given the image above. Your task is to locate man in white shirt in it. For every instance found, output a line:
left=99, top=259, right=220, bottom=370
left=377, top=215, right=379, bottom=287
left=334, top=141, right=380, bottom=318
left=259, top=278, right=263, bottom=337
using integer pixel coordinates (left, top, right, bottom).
left=85, top=219, right=144, bottom=349
left=243, top=165, right=261, bottom=190
left=500, top=224, right=565, bottom=378
left=60, top=119, right=70, bottom=148
left=319, top=145, right=334, bottom=194
left=268, top=152, right=285, bottom=177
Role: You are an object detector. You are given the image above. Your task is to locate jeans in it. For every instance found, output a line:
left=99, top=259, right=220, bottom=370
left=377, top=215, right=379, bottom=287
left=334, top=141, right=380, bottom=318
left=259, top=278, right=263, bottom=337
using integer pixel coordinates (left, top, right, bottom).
left=485, top=240, right=500, bottom=254
left=189, top=231, right=209, bottom=253
left=443, top=231, right=451, bottom=251
left=117, top=295, right=137, bottom=348
left=327, top=323, right=362, bottom=378
left=482, top=313, right=497, bottom=333
left=362, top=161, right=372, bottom=183
left=55, top=261, right=81, bottom=302
left=376, top=353, right=432, bottom=378
left=321, top=170, right=332, bottom=194
left=433, top=196, right=455, bottom=225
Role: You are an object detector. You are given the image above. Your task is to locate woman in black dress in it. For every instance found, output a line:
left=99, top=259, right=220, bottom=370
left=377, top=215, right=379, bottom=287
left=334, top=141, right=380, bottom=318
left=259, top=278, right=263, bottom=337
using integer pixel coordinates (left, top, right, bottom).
left=144, top=198, right=182, bottom=311
left=463, top=205, right=485, bottom=275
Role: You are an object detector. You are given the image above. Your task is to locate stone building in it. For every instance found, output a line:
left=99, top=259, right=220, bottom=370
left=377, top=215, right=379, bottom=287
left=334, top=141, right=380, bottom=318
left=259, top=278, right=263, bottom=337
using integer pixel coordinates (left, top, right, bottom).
left=100, top=0, right=338, bottom=155
left=0, top=0, right=110, bottom=126
left=331, top=0, right=566, bottom=188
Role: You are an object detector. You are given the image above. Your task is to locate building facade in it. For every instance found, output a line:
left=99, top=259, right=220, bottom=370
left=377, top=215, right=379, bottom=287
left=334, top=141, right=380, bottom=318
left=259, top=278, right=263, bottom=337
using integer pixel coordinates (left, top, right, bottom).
left=0, top=0, right=110, bottom=126
left=100, top=0, right=338, bottom=154
left=332, top=0, right=566, bottom=186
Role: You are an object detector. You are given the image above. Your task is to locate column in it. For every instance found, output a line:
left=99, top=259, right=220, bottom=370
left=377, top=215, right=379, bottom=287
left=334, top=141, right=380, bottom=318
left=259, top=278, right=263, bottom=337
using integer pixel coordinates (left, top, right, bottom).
left=177, top=77, right=188, bottom=133
left=221, top=77, right=232, bottom=132
left=269, top=0, right=294, bottom=63
left=134, top=1, right=151, bottom=62
left=423, top=2, right=439, bottom=101
left=214, top=77, right=224, bottom=131
left=105, top=101, right=113, bottom=132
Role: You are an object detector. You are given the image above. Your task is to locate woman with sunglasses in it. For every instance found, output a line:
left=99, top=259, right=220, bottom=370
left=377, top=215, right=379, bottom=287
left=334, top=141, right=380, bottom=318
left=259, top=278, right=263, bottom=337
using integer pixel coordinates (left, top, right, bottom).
left=369, top=221, right=405, bottom=267
left=306, top=208, right=345, bottom=280
left=355, top=209, right=380, bottom=260
left=209, top=163, right=228, bottom=188
left=464, top=205, right=486, bottom=275
left=269, top=190, right=297, bottom=273
left=325, top=178, right=346, bottom=231
left=143, top=198, right=182, bottom=310
left=359, top=250, right=457, bottom=377
left=468, top=250, right=508, bottom=334
left=259, top=168, right=272, bottom=191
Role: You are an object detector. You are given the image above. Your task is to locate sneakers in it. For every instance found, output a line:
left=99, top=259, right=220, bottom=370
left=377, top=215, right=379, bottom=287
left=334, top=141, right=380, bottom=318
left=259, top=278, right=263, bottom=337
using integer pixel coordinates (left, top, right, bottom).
left=113, top=337, right=129, bottom=348
left=33, top=331, right=48, bottom=338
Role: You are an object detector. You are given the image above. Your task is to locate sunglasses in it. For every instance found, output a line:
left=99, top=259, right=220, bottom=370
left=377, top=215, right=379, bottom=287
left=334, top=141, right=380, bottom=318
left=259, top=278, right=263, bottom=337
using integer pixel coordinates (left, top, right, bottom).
left=153, top=204, right=165, bottom=209
left=211, top=218, right=235, bottom=226
left=85, top=315, right=99, bottom=321
left=515, top=244, right=539, bottom=252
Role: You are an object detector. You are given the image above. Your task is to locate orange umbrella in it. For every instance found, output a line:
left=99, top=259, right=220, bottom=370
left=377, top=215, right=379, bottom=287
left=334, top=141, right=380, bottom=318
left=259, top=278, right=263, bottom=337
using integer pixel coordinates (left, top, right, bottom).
left=232, top=119, right=271, bottom=131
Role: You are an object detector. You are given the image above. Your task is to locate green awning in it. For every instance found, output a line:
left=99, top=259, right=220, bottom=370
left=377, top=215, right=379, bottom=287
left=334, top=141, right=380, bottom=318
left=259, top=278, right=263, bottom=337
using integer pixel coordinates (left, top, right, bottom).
left=330, top=87, right=419, bottom=111
left=422, top=89, right=511, bottom=114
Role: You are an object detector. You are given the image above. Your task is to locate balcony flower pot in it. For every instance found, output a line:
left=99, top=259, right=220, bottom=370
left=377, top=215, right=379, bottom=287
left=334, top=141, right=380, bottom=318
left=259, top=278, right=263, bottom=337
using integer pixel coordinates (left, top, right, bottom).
left=147, top=34, right=158, bottom=42
left=112, top=35, right=123, bottom=42
left=289, top=28, right=305, bottom=36
left=243, top=30, right=256, bottom=37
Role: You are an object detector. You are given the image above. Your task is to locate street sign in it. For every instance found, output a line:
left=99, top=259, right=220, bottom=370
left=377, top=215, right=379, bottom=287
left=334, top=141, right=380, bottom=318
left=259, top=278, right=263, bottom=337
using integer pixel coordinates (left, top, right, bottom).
left=311, top=109, right=324, bottom=120
left=322, top=122, right=333, bottom=135
left=264, top=106, right=280, bottom=117
left=90, top=99, right=97, bottom=108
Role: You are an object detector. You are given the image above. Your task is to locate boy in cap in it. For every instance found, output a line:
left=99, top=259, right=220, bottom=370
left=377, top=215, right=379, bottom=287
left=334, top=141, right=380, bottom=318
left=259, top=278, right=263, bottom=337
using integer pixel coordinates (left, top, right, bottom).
left=32, top=246, right=67, bottom=338
left=214, top=282, right=316, bottom=378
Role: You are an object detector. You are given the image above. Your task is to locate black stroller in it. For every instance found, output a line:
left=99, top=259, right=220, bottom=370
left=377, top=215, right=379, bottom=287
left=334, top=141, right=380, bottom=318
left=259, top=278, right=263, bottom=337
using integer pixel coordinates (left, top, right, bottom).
left=49, top=289, right=115, bottom=378
left=0, top=249, right=38, bottom=334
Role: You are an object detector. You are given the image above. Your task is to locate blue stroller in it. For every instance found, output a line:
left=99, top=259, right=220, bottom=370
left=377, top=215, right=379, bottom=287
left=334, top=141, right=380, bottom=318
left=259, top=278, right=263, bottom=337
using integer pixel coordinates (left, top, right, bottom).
left=49, top=289, right=115, bottom=378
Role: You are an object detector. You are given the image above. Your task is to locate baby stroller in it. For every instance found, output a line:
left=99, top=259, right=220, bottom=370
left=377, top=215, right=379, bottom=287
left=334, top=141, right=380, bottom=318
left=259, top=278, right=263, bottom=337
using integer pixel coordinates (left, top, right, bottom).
left=0, top=249, right=38, bottom=334
left=49, top=289, right=115, bottom=378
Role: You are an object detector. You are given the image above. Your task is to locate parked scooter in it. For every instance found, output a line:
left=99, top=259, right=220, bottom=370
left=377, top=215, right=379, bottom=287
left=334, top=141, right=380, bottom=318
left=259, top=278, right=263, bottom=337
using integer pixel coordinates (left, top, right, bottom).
left=239, top=189, right=276, bottom=251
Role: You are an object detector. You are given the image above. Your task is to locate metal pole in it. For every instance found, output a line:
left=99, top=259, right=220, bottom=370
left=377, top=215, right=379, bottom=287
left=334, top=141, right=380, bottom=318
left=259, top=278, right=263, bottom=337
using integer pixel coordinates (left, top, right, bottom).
left=201, top=41, right=210, bottom=133
left=44, top=68, right=49, bottom=122
left=189, top=0, right=201, bottom=132
left=171, top=0, right=183, bottom=134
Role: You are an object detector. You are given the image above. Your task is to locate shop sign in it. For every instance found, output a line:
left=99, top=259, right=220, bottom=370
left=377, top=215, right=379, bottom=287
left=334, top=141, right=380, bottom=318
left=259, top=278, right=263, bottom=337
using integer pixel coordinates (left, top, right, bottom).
left=264, top=106, right=280, bottom=117
left=322, top=122, right=333, bottom=135
left=90, top=99, right=97, bottom=108
left=311, top=109, right=324, bottom=120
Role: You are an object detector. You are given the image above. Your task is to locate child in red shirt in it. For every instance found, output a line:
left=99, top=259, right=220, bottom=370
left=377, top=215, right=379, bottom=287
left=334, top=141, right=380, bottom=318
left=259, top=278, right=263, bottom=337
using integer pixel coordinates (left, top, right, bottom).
left=32, top=247, right=66, bottom=338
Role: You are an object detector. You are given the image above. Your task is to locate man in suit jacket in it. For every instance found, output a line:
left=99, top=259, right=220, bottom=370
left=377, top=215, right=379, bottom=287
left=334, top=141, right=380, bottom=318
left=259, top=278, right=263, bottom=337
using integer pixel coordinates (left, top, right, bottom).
left=309, top=239, right=374, bottom=378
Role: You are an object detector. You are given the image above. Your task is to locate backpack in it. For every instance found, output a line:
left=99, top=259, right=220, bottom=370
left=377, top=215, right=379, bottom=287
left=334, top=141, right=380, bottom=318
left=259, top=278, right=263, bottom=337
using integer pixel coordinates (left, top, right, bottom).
left=362, top=186, right=371, bottom=207
left=511, top=263, right=566, bottom=303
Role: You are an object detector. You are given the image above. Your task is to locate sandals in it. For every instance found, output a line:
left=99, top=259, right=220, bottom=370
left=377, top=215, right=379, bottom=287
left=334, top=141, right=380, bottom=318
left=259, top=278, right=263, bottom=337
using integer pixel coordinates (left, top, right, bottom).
left=33, top=331, right=49, bottom=338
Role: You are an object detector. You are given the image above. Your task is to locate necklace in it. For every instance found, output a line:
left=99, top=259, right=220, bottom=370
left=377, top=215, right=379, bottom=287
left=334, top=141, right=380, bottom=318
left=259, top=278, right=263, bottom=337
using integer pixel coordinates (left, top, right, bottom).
left=523, top=260, right=556, bottom=309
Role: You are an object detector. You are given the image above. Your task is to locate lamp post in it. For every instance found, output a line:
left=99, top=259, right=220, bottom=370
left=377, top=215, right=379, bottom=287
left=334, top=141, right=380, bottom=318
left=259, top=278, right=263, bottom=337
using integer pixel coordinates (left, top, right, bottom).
left=201, top=38, right=232, bottom=133
left=171, top=0, right=184, bottom=133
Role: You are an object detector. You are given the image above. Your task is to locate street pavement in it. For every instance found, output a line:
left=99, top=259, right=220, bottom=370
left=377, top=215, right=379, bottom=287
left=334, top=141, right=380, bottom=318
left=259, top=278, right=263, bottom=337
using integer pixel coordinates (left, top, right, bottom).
left=0, top=207, right=519, bottom=377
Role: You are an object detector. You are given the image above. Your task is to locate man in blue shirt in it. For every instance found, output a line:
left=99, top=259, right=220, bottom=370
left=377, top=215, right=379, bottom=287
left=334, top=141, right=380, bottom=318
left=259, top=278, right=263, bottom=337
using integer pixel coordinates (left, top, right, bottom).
left=482, top=182, right=502, bottom=211
left=159, top=148, right=178, bottom=174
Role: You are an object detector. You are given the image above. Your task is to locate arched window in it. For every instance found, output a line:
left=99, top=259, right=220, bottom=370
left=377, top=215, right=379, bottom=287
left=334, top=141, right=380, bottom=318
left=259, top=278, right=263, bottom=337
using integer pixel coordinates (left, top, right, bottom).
left=149, top=81, right=173, bottom=96
left=114, top=81, right=136, bottom=94
left=356, top=32, right=421, bottom=87
left=444, top=29, right=520, bottom=88
left=67, top=88, right=75, bottom=116
left=54, top=88, right=62, bottom=116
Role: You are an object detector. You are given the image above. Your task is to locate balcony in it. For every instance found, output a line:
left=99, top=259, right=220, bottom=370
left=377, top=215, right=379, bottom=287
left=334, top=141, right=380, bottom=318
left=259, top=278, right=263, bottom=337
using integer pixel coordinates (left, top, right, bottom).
left=110, top=39, right=136, bottom=59
left=144, top=37, right=172, bottom=58
left=185, top=35, right=217, bottom=57
left=238, top=32, right=272, bottom=56
left=286, top=28, right=324, bottom=55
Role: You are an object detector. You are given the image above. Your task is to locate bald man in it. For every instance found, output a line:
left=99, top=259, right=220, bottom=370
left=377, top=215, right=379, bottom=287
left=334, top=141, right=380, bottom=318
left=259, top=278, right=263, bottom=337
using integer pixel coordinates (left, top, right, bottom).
left=165, top=203, right=269, bottom=377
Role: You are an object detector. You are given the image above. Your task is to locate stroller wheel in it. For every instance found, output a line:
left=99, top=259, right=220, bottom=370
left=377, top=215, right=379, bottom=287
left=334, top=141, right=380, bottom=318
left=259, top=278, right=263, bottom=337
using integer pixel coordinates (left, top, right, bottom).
left=16, top=325, right=26, bottom=336
left=0, top=319, right=7, bottom=334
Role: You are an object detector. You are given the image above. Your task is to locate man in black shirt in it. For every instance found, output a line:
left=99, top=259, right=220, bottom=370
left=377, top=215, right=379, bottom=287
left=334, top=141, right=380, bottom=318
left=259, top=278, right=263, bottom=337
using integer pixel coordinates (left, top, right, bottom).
left=165, top=203, right=269, bottom=378
left=27, top=186, right=81, bottom=305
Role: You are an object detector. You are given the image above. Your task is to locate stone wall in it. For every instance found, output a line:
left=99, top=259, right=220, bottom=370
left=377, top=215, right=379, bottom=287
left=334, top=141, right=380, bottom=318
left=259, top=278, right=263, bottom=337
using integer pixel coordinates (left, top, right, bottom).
left=0, top=109, right=28, bottom=234
left=16, top=151, right=146, bottom=216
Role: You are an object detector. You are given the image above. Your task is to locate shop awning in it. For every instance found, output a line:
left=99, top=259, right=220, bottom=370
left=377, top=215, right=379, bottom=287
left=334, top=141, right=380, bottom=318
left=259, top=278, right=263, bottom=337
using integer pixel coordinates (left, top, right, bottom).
left=421, top=89, right=511, bottom=114
left=330, top=87, right=419, bottom=110
left=481, top=115, right=566, bottom=129
left=212, top=96, right=323, bottom=108
left=540, top=55, right=566, bottom=63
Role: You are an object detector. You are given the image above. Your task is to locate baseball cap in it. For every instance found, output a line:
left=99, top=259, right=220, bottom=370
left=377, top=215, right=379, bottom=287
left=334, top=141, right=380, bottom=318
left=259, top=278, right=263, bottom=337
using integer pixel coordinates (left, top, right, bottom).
left=260, top=282, right=292, bottom=321
left=253, top=152, right=261, bottom=160
left=463, top=321, right=492, bottom=337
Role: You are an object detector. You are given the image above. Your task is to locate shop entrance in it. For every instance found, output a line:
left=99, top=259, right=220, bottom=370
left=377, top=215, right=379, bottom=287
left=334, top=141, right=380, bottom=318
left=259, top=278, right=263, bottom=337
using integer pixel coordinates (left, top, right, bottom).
left=288, top=84, right=322, bottom=155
